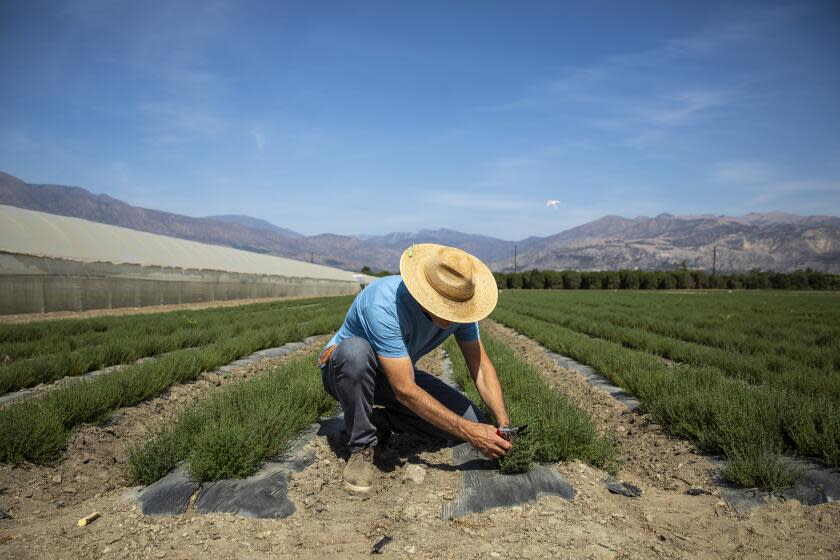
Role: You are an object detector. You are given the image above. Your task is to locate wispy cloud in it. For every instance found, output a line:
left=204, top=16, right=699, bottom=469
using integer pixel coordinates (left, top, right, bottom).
left=65, top=0, right=232, bottom=91
left=712, top=160, right=777, bottom=184
left=61, top=1, right=236, bottom=147
left=468, top=142, right=591, bottom=189
left=423, top=190, right=536, bottom=211
left=637, top=89, right=735, bottom=127
left=492, top=6, right=800, bottom=148
left=0, top=131, right=38, bottom=151
left=139, top=102, right=226, bottom=145
left=657, top=4, right=802, bottom=58
left=575, top=3, right=803, bottom=81
left=623, top=87, right=738, bottom=146
left=709, top=160, right=840, bottom=209
left=751, top=179, right=840, bottom=206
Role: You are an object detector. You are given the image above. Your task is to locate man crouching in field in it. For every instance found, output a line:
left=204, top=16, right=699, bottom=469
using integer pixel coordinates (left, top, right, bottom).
left=318, top=244, right=512, bottom=492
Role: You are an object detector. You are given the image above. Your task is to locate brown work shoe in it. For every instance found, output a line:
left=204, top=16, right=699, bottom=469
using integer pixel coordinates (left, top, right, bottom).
left=343, top=446, right=375, bottom=493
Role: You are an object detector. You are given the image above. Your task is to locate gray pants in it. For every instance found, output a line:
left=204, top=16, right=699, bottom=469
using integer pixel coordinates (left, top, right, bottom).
left=321, top=336, right=487, bottom=453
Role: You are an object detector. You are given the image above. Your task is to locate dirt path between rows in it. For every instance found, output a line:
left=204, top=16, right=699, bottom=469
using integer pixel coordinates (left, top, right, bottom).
left=1, top=327, right=838, bottom=559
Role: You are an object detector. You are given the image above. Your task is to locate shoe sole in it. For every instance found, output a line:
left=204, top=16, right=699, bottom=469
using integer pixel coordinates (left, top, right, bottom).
left=344, top=481, right=373, bottom=493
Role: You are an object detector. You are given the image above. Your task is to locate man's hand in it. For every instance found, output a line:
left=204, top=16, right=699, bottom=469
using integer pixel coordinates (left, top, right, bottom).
left=379, top=355, right=481, bottom=442
left=466, top=423, right=512, bottom=459
left=378, top=355, right=512, bottom=459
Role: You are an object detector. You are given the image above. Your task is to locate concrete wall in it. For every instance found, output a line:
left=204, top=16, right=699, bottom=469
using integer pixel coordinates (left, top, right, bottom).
left=0, top=252, right=362, bottom=315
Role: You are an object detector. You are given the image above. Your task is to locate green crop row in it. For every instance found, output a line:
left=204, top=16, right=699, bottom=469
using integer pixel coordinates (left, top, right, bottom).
left=0, top=299, right=344, bottom=395
left=500, top=291, right=840, bottom=368
left=0, top=298, right=334, bottom=358
left=491, top=306, right=840, bottom=490
left=0, top=308, right=345, bottom=465
left=128, top=351, right=335, bottom=484
left=498, top=299, right=840, bottom=399
left=503, top=290, right=840, bottom=334
left=444, top=333, right=618, bottom=475
left=1, top=326, right=218, bottom=395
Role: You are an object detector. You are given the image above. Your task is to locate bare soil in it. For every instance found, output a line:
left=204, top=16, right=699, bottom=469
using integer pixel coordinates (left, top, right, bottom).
left=1, top=324, right=838, bottom=559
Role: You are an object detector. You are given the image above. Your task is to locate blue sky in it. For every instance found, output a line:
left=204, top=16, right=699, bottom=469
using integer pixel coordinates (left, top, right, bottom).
left=1, top=1, right=839, bottom=239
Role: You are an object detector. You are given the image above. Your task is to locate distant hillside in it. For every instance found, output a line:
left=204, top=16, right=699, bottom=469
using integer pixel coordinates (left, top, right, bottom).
left=2, top=171, right=838, bottom=273
left=496, top=213, right=840, bottom=273
left=361, top=228, right=514, bottom=268
left=205, top=214, right=302, bottom=238
left=0, top=171, right=379, bottom=269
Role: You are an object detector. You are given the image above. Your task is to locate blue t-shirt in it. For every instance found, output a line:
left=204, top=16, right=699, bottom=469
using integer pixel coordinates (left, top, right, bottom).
left=325, top=275, right=480, bottom=364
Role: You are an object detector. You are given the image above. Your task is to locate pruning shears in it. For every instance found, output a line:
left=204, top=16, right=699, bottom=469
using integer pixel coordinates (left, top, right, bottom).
left=496, top=424, right=528, bottom=442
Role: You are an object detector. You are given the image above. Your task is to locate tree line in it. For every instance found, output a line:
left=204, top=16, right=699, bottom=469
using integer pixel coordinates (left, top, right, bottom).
left=359, top=265, right=840, bottom=290
left=491, top=268, right=840, bottom=290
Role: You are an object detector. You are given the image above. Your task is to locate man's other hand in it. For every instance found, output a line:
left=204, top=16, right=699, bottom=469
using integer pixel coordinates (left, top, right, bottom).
left=467, top=423, right=512, bottom=459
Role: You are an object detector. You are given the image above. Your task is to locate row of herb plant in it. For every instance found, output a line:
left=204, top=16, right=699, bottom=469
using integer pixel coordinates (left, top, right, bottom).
left=0, top=299, right=346, bottom=395
left=128, top=351, right=335, bottom=484
left=0, top=298, right=335, bottom=357
left=499, top=291, right=840, bottom=368
left=497, top=299, right=840, bottom=399
left=0, top=310, right=344, bottom=464
left=491, top=307, right=840, bottom=490
left=444, top=333, right=618, bottom=475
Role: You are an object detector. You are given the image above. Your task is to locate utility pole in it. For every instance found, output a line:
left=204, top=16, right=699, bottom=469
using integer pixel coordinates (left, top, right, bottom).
left=310, top=252, right=314, bottom=264
left=712, top=245, right=717, bottom=280
left=513, top=244, right=517, bottom=275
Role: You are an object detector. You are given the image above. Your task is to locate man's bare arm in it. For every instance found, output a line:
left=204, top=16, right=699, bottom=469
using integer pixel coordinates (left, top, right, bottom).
left=378, top=355, right=511, bottom=459
left=456, top=339, right=509, bottom=427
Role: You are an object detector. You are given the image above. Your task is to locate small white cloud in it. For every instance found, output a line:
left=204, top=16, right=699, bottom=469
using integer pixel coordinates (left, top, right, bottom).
left=251, top=126, right=266, bottom=153
left=546, top=199, right=560, bottom=208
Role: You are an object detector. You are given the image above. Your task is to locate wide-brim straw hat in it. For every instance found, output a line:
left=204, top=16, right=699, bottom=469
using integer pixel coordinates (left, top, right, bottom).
left=400, top=243, right=498, bottom=323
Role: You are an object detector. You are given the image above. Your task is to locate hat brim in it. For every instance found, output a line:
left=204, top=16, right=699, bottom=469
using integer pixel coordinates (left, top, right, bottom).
left=400, top=244, right=498, bottom=324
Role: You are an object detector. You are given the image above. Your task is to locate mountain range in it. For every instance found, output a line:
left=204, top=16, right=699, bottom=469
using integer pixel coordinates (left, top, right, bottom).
left=1, top=171, right=838, bottom=273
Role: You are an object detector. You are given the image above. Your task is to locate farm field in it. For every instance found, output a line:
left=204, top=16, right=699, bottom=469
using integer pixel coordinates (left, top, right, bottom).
left=493, top=290, right=840, bottom=490
left=0, top=296, right=351, bottom=464
left=0, top=297, right=352, bottom=393
left=0, top=294, right=837, bottom=559
left=129, top=328, right=615, bottom=487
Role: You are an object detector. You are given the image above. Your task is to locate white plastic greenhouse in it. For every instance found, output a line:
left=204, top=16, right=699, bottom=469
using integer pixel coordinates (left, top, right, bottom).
left=0, top=205, right=369, bottom=315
